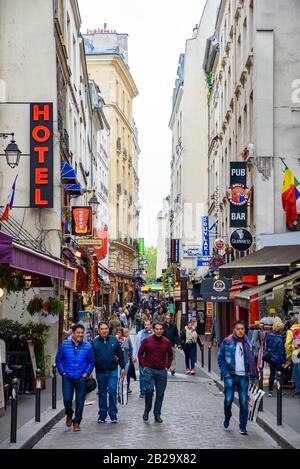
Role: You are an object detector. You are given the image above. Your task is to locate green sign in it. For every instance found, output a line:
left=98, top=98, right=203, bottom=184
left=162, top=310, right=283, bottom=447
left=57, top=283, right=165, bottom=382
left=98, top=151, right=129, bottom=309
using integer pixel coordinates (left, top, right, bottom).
left=139, top=238, right=145, bottom=255
left=168, top=303, right=175, bottom=314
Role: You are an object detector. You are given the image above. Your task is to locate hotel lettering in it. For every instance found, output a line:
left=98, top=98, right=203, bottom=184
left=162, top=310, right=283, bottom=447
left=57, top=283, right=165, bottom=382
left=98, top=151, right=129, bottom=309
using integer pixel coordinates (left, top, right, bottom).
left=30, top=103, right=54, bottom=208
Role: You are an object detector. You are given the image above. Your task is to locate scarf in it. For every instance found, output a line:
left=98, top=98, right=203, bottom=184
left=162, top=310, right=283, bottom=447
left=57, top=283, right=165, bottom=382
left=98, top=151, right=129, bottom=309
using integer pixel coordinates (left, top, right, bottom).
left=228, top=333, right=254, bottom=376
left=185, top=327, right=198, bottom=344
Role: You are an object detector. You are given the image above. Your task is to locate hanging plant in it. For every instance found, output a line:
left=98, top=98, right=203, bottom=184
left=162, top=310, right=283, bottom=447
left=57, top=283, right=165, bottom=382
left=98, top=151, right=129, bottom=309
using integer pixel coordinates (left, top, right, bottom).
left=27, top=297, right=43, bottom=316
left=0, top=265, right=26, bottom=293
left=48, top=297, right=64, bottom=316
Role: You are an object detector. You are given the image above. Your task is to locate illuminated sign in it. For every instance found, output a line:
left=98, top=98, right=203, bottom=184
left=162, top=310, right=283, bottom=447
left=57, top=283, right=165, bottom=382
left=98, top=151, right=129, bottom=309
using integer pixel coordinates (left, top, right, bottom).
left=72, top=207, right=93, bottom=236
left=201, top=216, right=210, bottom=256
left=170, top=239, right=180, bottom=263
left=30, top=103, right=53, bottom=208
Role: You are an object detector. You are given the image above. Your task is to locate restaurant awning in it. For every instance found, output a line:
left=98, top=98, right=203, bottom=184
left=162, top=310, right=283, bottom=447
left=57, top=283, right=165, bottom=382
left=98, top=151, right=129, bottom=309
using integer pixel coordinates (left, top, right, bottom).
left=64, top=183, right=84, bottom=197
left=234, top=269, right=300, bottom=309
left=0, top=232, right=75, bottom=284
left=219, top=245, right=300, bottom=277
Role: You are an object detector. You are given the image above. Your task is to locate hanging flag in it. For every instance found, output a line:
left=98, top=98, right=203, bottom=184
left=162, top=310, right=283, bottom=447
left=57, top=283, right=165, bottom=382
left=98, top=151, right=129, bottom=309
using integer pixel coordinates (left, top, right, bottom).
left=282, top=167, right=300, bottom=228
left=0, top=175, right=18, bottom=221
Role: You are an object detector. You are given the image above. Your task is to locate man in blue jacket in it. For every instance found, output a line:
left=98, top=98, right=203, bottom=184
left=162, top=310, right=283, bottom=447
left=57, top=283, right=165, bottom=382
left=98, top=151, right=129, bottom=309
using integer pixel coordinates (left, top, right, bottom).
left=56, top=323, right=95, bottom=432
left=132, top=319, right=153, bottom=397
left=218, top=320, right=257, bottom=435
left=92, top=322, right=125, bottom=423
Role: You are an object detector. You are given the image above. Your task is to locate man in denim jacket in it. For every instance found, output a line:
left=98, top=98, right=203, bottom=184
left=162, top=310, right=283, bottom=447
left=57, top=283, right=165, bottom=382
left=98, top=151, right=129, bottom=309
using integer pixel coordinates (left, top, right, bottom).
left=218, top=320, right=257, bottom=435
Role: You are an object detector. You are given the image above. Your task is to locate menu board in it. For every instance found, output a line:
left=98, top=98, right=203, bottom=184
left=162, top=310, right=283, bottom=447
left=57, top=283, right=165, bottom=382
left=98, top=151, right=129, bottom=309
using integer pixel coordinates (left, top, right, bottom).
left=27, top=340, right=37, bottom=378
left=205, top=302, right=213, bottom=335
left=0, top=339, right=6, bottom=412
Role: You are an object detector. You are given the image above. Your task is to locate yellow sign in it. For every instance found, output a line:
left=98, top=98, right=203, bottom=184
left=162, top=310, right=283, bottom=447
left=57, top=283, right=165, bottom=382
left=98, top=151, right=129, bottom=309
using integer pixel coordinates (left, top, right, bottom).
left=269, top=307, right=276, bottom=315
left=77, top=238, right=103, bottom=247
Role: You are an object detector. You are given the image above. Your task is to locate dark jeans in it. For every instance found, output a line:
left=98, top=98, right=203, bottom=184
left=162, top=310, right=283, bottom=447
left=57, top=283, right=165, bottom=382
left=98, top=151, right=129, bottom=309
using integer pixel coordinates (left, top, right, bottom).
left=224, top=375, right=249, bottom=429
left=144, top=368, right=167, bottom=417
left=269, top=362, right=282, bottom=392
left=139, top=364, right=145, bottom=395
left=96, top=369, right=118, bottom=420
left=62, top=375, right=87, bottom=424
left=185, top=345, right=196, bottom=369
left=293, top=362, right=300, bottom=394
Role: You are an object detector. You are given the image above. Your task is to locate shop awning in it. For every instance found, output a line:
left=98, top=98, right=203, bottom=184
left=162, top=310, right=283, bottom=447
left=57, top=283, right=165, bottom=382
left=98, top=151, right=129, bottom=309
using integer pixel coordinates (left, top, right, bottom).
left=61, top=162, right=78, bottom=185
left=0, top=232, right=75, bottom=283
left=235, top=269, right=300, bottom=309
left=64, top=183, right=84, bottom=197
left=219, top=245, right=300, bottom=276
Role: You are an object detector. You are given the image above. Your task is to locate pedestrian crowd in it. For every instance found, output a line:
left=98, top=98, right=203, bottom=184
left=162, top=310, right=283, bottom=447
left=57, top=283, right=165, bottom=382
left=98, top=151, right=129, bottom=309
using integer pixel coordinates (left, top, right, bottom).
left=55, top=297, right=204, bottom=432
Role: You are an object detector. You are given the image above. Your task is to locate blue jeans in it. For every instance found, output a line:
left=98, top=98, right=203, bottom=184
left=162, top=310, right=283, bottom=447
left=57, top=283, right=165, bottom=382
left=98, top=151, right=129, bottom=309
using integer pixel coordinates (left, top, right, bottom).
left=96, top=369, right=118, bottom=420
left=144, top=368, right=168, bottom=417
left=139, top=364, right=145, bottom=395
left=185, top=345, right=196, bottom=369
left=293, top=362, right=300, bottom=394
left=224, top=375, right=249, bottom=429
left=62, top=375, right=87, bottom=424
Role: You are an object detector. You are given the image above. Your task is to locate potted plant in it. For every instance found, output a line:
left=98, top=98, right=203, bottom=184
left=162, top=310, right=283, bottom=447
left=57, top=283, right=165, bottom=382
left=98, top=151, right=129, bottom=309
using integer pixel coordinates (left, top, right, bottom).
left=27, top=297, right=43, bottom=316
left=48, top=297, right=64, bottom=316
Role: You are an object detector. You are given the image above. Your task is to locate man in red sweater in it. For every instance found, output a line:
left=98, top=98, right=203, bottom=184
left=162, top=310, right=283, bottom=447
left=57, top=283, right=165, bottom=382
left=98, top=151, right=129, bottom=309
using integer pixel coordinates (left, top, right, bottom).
left=138, top=322, right=173, bottom=423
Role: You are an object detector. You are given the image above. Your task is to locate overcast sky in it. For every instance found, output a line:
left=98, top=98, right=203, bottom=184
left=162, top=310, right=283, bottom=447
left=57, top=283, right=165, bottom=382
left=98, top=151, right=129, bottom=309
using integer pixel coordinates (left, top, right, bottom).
left=79, top=0, right=206, bottom=247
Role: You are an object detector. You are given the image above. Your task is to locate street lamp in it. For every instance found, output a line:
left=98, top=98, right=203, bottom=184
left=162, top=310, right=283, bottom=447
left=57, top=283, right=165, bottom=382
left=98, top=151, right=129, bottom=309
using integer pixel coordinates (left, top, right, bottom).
left=0, top=133, right=22, bottom=168
left=88, top=189, right=100, bottom=215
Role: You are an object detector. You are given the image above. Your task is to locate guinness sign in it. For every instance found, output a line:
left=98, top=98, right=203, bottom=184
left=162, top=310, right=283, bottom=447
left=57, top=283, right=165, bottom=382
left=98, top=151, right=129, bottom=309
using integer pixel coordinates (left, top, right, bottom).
left=230, top=229, right=253, bottom=252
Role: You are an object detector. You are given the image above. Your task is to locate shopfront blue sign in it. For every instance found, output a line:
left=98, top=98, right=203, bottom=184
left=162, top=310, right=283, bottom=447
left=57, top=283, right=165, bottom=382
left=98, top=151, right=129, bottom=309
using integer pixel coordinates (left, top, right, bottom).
left=201, top=216, right=210, bottom=256
left=196, top=257, right=210, bottom=268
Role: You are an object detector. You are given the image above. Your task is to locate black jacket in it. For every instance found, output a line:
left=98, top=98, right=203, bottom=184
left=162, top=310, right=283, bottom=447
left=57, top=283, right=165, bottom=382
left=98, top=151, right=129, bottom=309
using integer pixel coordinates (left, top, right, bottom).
left=179, top=330, right=203, bottom=350
left=92, top=335, right=125, bottom=372
left=163, top=322, right=179, bottom=346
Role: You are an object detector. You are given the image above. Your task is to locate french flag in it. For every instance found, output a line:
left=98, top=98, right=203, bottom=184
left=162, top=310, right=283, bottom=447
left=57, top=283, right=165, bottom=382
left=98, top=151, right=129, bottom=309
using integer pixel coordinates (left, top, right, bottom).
left=0, top=175, right=18, bottom=221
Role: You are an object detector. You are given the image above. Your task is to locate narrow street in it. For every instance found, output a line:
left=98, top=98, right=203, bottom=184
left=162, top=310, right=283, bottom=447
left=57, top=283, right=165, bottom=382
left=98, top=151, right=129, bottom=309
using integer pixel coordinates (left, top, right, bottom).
left=34, top=350, right=279, bottom=450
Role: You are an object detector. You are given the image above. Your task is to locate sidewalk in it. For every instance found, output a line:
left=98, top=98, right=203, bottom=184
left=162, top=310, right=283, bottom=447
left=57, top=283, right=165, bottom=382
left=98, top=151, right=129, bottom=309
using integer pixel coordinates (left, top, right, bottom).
left=0, top=376, right=62, bottom=445
left=198, top=339, right=300, bottom=447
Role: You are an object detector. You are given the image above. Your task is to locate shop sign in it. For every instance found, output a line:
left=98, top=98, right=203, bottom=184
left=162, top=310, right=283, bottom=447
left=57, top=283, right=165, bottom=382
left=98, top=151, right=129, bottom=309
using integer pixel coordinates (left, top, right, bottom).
left=77, top=238, right=103, bottom=247
left=30, top=103, right=53, bottom=208
left=139, top=238, right=145, bottom=255
left=230, top=229, right=253, bottom=252
left=201, top=216, right=210, bottom=256
left=72, top=207, right=93, bottom=236
left=183, top=245, right=201, bottom=258
left=229, top=162, right=248, bottom=228
left=227, top=185, right=250, bottom=206
left=201, top=278, right=232, bottom=302
left=196, top=257, right=210, bottom=268
left=214, top=238, right=225, bottom=250
left=170, top=239, right=180, bottom=263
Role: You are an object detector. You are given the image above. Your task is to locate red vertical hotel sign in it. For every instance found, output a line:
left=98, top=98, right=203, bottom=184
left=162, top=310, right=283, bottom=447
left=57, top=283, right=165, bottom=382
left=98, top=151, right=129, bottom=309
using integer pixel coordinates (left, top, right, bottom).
left=30, top=103, right=53, bottom=208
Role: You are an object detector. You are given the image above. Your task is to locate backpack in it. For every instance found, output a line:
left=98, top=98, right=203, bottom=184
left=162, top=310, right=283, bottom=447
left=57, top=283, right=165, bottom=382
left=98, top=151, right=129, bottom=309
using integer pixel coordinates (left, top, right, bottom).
left=292, top=328, right=300, bottom=349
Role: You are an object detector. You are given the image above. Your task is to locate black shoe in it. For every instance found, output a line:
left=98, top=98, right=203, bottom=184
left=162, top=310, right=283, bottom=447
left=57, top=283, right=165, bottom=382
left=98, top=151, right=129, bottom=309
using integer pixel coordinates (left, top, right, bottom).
left=171, top=370, right=175, bottom=376
left=143, top=412, right=149, bottom=421
left=154, top=416, right=163, bottom=424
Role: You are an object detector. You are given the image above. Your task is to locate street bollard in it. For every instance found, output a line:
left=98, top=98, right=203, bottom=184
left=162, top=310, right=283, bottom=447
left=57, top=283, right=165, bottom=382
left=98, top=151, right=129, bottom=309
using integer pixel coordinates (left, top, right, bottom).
left=276, top=371, right=283, bottom=426
left=208, top=346, right=212, bottom=373
left=201, top=347, right=204, bottom=368
left=258, top=369, right=264, bottom=412
left=10, top=378, right=19, bottom=443
left=52, top=365, right=57, bottom=410
left=35, top=368, right=42, bottom=423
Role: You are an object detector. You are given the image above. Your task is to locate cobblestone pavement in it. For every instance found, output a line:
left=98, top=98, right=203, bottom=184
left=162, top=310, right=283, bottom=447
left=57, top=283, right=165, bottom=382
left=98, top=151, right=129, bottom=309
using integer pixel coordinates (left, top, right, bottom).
left=34, top=371, right=280, bottom=449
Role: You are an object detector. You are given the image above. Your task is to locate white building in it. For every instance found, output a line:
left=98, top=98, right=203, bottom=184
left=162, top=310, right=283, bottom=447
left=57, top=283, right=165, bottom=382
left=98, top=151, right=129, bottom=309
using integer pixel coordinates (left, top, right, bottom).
left=156, top=196, right=170, bottom=279
left=169, top=0, right=221, bottom=274
left=205, top=0, right=300, bottom=255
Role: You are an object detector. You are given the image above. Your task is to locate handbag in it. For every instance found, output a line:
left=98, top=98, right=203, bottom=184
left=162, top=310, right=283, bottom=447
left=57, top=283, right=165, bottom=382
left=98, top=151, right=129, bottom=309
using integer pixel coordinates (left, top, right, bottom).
left=118, top=376, right=128, bottom=405
left=85, top=377, right=97, bottom=394
left=262, top=350, right=272, bottom=363
left=248, top=383, right=265, bottom=422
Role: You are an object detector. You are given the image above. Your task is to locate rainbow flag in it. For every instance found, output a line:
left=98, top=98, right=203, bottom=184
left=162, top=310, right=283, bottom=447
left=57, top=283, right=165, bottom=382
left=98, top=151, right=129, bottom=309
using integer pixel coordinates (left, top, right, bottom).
left=282, top=167, right=300, bottom=228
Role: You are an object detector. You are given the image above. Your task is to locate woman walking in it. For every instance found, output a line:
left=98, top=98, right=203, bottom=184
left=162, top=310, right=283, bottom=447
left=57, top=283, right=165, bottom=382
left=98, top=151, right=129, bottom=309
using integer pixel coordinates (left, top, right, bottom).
left=116, top=327, right=134, bottom=393
left=265, top=318, right=286, bottom=397
left=135, top=308, right=144, bottom=334
left=179, top=319, right=203, bottom=375
left=109, top=313, right=121, bottom=336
